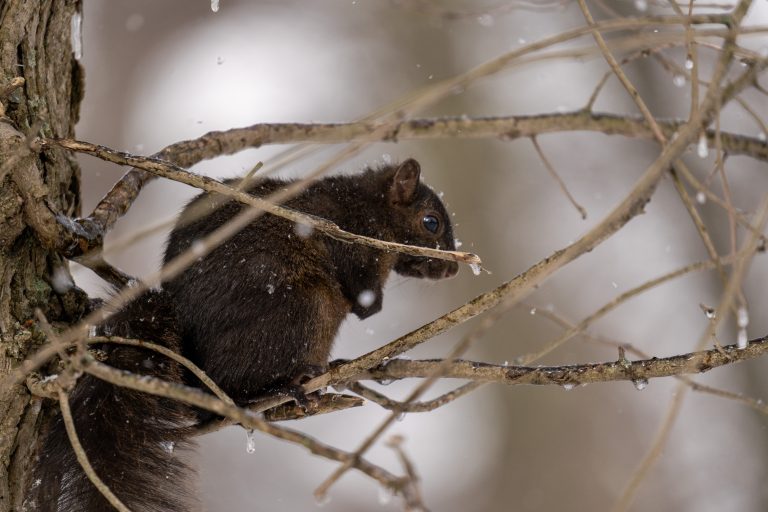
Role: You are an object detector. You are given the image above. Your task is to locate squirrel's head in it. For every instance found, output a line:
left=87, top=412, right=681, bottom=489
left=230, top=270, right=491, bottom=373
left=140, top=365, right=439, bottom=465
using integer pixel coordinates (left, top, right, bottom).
left=379, top=159, right=459, bottom=280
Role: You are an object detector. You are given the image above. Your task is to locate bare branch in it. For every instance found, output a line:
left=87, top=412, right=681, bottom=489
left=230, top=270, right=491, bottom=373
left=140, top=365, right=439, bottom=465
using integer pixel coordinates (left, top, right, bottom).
left=530, top=136, right=587, bottom=219
left=252, top=422, right=419, bottom=507
left=386, top=434, right=426, bottom=511
left=578, top=0, right=668, bottom=144
left=688, top=381, right=768, bottom=414
left=46, top=114, right=768, bottom=167
left=347, top=381, right=484, bottom=413
left=363, top=335, right=768, bottom=386
left=526, top=303, right=768, bottom=415
left=76, top=356, right=413, bottom=507
left=42, top=138, right=481, bottom=270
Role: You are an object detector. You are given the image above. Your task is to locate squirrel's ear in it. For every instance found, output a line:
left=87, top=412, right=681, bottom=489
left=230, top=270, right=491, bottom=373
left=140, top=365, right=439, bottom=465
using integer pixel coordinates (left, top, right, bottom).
left=388, top=158, right=421, bottom=204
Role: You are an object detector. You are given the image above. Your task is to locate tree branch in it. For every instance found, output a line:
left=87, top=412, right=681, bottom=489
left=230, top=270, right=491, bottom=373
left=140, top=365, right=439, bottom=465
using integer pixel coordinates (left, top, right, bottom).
left=41, top=138, right=481, bottom=269
left=47, top=113, right=768, bottom=168
left=363, top=335, right=768, bottom=386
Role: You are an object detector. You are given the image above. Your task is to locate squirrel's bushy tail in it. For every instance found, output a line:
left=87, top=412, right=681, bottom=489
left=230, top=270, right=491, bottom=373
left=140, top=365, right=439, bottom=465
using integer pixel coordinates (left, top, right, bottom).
left=31, top=291, right=197, bottom=512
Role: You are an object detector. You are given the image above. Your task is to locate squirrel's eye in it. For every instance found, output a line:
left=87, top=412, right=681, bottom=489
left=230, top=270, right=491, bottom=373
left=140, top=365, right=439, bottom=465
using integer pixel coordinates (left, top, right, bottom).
left=422, top=214, right=440, bottom=234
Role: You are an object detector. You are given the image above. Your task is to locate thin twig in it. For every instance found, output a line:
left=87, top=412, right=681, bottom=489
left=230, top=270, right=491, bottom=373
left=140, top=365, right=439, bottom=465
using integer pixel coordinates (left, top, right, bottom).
left=530, top=136, right=587, bottom=219
left=688, top=381, right=768, bottom=414
left=347, top=381, right=484, bottom=413
left=675, top=162, right=766, bottom=243
left=385, top=435, right=426, bottom=511
left=578, top=0, right=667, bottom=144
left=255, top=422, right=418, bottom=506
left=90, top=336, right=234, bottom=405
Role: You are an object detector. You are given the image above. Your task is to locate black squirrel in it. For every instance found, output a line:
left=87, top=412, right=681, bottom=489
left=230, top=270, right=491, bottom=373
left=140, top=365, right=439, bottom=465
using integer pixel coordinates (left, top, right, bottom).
left=32, top=158, right=458, bottom=511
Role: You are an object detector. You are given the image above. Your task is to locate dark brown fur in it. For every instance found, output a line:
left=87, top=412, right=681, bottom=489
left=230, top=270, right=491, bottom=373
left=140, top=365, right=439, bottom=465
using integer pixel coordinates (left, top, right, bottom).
left=33, top=291, right=196, bottom=512
left=32, top=159, right=457, bottom=511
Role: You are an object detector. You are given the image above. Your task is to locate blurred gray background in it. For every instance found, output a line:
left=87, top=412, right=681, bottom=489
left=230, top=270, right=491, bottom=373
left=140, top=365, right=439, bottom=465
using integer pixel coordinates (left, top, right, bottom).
left=73, top=1, right=768, bottom=511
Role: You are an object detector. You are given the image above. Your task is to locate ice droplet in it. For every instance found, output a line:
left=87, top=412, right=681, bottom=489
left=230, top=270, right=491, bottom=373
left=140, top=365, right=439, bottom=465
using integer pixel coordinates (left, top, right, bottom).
left=211, top=0, right=220, bottom=12
left=160, top=441, right=175, bottom=454
left=357, top=290, right=376, bottom=307
left=266, top=284, right=275, bottom=295
left=454, top=238, right=463, bottom=248
left=529, top=307, right=537, bottom=315
left=758, top=131, right=767, bottom=142
left=673, top=74, right=686, bottom=87
left=245, top=429, right=256, bottom=453
left=562, top=383, right=576, bottom=391
left=695, top=191, right=707, bottom=205
left=697, top=133, right=709, bottom=158
left=294, top=222, right=314, bottom=239
left=396, top=412, right=406, bottom=421
left=315, top=493, right=331, bottom=507
left=378, top=486, right=393, bottom=505
left=634, top=0, right=647, bottom=11
left=684, top=58, right=694, bottom=70
left=517, top=37, right=527, bottom=45
left=477, top=14, right=494, bottom=26
left=88, top=325, right=97, bottom=338
left=611, top=281, right=618, bottom=289
left=737, top=328, right=748, bottom=349
left=469, top=263, right=482, bottom=276
left=737, top=306, right=749, bottom=328
left=51, top=266, right=74, bottom=294
left=71, top=12, right=83, bottom=60
left=633, top=378, right=649, bottom=390
left=381, top=153, right=392, bottom=164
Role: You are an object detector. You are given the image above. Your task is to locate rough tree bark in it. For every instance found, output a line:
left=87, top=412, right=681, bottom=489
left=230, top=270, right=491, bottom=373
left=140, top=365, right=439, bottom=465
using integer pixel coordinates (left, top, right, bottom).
left=0, top=2, right=84, bottom=510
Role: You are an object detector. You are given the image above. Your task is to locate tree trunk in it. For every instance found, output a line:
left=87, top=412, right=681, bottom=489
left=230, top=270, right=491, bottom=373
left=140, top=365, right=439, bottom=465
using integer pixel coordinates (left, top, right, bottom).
left=0, top=1, right=84, bottom=510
